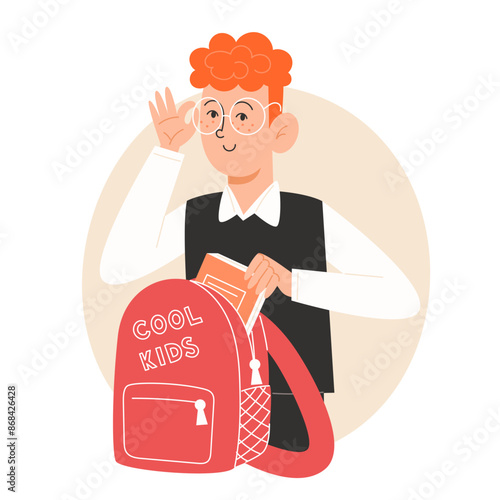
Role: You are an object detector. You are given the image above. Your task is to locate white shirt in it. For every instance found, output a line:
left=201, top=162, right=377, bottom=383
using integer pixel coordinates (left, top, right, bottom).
left=101, top=146, right=421, bottom=319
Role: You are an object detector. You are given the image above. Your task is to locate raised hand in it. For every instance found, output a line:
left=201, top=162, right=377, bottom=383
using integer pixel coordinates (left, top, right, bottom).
left=149, top=87, right=195, bottom=152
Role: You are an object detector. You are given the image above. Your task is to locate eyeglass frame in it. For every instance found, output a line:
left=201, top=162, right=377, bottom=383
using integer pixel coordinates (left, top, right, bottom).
left=192, top=96, right=282, bottom=136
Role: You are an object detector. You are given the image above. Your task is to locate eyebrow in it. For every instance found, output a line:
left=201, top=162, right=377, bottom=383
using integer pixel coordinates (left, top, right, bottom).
left=203, top=99, right=218, bottom=106
left=234, top=100, right=254, bottom=110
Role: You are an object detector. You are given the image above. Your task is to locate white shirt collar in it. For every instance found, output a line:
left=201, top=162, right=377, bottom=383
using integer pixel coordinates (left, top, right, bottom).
left=218, top=181, right=281, bottom=227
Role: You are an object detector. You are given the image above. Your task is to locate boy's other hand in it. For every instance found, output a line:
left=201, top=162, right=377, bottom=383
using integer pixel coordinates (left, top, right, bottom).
left=244, top=253, right=292, bottom=298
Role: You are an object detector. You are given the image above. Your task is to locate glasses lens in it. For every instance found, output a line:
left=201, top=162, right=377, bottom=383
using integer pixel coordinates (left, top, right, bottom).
left=193, top=98, right=223, bottom=135
left=230, top=99, right=265, bottom=135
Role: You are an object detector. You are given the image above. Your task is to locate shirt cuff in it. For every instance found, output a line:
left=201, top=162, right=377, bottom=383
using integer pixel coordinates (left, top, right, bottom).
left=152, top=146, right=185, bottom=163
left=291, top=269, right=300, bottom=302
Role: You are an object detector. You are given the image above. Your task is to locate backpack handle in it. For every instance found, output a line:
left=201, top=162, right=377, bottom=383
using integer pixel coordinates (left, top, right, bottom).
left=248, top=315, right=334, bottom=478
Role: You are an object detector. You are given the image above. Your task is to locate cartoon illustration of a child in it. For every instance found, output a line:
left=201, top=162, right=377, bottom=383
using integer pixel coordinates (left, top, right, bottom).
left=101, top=32, right=420, bottom=452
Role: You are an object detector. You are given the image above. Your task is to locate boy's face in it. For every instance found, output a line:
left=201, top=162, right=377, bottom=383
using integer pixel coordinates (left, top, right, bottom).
left=198, top=85, right=275, bottom=179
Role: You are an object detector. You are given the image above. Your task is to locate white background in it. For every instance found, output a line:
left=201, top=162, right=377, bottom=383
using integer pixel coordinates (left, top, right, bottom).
left=1, top=0, right=499, bottom=499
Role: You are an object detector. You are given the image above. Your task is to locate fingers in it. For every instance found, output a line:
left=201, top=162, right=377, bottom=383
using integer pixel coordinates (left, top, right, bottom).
left=178, top=101, right=195, bottom=124
left=264, top=274, right=280, bottom=298
left=164, top=87, right=176, bottom=113
left=150, top=87, right=179, bottom=120
left=245, top=253, right=265, bottom=281
left=245, top=253, right=282, bottom=297
left=191, top=106, right=200, bottom=132
left=148, top=101, right=160, bottom=124
left=247, top=260, right=270, bottom=290
left=155, top=91, right=168, bottom=117
left=256, top=269, right=280, bottom=296
left=255, top=267, right=274, bottom=294
left=178, top=101, right=196, bottom=133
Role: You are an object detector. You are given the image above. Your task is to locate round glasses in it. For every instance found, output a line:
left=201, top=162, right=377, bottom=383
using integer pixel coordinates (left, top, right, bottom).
left=191, top=97, right=281, bottom=136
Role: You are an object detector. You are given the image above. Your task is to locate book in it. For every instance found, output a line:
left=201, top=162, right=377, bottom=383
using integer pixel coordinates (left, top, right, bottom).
left=193, top=253, right=265, bottom=333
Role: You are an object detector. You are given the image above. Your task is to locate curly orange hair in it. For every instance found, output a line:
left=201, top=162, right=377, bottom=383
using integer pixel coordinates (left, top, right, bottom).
left=190, top=33, right=292, bottom=123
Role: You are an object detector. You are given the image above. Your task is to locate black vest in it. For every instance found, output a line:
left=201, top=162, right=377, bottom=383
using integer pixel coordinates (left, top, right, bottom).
left=185, top=191, right=334, bottom=393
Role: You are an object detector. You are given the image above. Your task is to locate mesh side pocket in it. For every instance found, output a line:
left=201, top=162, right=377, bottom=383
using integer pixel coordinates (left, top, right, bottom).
left=236, top=385, right=271, bottom=465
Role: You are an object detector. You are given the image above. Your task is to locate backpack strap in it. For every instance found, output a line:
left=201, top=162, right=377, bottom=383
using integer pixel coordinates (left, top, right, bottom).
left=248, top=314, right=334, bottom=478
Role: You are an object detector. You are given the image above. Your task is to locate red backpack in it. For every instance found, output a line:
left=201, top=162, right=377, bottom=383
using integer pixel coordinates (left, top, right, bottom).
left=113, top=278, right=334, bottom=477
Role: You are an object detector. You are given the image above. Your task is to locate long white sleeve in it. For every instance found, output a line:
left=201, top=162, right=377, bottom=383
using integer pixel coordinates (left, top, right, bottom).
left=100, top=146, right=186, bottom=284
left=291, top=203, right=420, bottom=319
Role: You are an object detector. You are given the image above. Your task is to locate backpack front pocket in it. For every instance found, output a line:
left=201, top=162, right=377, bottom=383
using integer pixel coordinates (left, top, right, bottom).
left=122, top=383, right=214, bottom=464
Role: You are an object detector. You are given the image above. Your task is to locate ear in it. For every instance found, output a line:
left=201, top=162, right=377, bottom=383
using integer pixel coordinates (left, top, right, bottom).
left=270, top=113, right=299, bottom=153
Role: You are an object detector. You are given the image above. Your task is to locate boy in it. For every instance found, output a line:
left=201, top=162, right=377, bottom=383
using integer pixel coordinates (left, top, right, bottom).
left=101, top=32, right=420, bottom=451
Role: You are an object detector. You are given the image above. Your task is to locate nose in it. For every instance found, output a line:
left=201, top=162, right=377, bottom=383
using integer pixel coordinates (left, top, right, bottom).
left=215, top=115, right=226, bottom=139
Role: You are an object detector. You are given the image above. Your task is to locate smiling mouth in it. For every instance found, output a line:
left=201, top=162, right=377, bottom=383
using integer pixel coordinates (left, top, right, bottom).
left=223, top=144, right=236, bottom=152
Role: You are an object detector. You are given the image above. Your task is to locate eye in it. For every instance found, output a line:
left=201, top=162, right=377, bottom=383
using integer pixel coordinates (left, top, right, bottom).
left=236, top=113, right=248, bottom=122
left=207, top=110, right=219, bottom=119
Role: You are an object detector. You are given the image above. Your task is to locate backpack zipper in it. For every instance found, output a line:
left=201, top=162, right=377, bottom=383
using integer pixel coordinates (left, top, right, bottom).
left=248, top=330, right=263, bottom=386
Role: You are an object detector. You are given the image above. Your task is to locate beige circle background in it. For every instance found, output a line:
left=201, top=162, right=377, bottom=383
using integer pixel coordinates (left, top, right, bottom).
left=83, top=88, right=429, bottom=440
